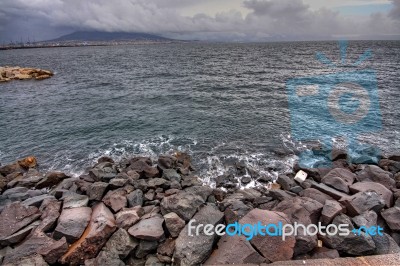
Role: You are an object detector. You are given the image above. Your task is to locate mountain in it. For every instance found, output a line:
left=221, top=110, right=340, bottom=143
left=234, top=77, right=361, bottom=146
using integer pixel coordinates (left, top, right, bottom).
left=49, top=31, right=170, bottom=42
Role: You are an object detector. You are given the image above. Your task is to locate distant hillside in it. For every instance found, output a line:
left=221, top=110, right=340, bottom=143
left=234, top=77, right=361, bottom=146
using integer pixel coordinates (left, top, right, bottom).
left=49, top=31, right=170, bottom=42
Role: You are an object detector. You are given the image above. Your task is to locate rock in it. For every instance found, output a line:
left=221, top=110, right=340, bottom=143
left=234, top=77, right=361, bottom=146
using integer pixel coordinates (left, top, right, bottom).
left=160, top=191, right=205, bottom=221
left=3, top=231, right=68, bottom=264
left=135, top=240, right=158, bottom=259
left=372, top=232, right=400, bottom=255
left=268, top=189, right=295, bottom=201
left=349, top=181, right=393, bottom=208
left=174, top=204, right=224, bottom=265
left=3, top=254, right=48, bottom=266
left=103, top=188, right=128, bottom=212
left=0, top=221, right=40, bottom=246
left=22, top=194, right=55, bottom=207
left=89, top=251, right=125, bottom=266
left=184, top=185, right=213, bottom=201
left=128, top=214, right=164, bottom=241
left=352, top=210, right=378, bottom=228
left=381, top=207, right=400, bottom=231
left=2, top=186, right=29, bottom=197
left=322, top=175, right=350, bottom=193
left=0, top=162, right=24, bottom=177
left=0, top=202, right=40, bottom=239
left=35, top=172, right=69, bottom=189
left=158, top=155, right=177, bottom=170
left=274, top=196, right=323, bottom=224
left=164, top=212, right=185, bottom=237
left=224, top=200, right=252, bottom=224
left=320, top=199, right=345, bottom=224
left=181, top=176, right=202, bottom=188
left=147, top=178, right=168, bottom=189
left=89, top=163, right=117, bottom=182
left=340, top=191, right=385, bottom=217
left=128, top=159, right=159, bottom=179
left=60, top=203, right=116, bottom=265
left=204, top=234, right=267, bottom=265
left=145, top=255, right=164, bottom=266
left=116, top=208, right=141, bottom=229
left=62, top=193, right=89, bottom=208
left=309, top=180, right=350, bottom=200
left=299, top=188, right=334, bottom=204
left=277, top=175, right=295, bottom=190
left=162, top=169, right=181, bottom=182
left=357, top=165, right=395, bottom=189
left=109, top=178, right=128, bottom=188
left=379, top=159, right=400, bottom=174
left=0, top=247, right=13, bottom=264
left=87, top=182, right=109, bottom=201
left=323, top=168, right=356, bottom=186
left=17, top=156, right=38, bottom=169
left=103, top=228, right=138, bottom=259
left=54, top=207, right=92, bottom=243
left=37, top=198, right=61, bottom=232
left=311, top=247, right=340, bottom=259
left=157, top=238, right=175, bottom=257
left=241, top=209, right=295, bottom=262
left=127, top=189, right=144, bottom=207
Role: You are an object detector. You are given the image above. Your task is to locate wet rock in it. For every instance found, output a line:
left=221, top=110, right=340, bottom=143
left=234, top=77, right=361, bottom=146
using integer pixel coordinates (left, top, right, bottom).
left=160, top=191, right=205, bottom=221
left=204, top=234, right=267, bottom=265
left=158, top=155, right=177, bottom=171
left=174, top=204, right=224, bottom=265
left=320, top=199, right=345, bottom=224
left=60, top=203, right=116, bottom=265
left=349, top=181, right=393, bottom=208
left=162, top=169, right=181, bottom=182
left=116, top=207, right=142, bottom=229
left=87, top=182, right=109, bottom=201
left=103, top=188, right=128, bottom=212
left=357, top=165, right=395, bottom=189
left=128, top=159, right=159, bottom=179
left=299, top=188, right=334, bottom=204
left=0, top=202, right=40, bottom=239
left=135, top=240, right=158, bottom=259
left=103, top=228, right=138, bottom=259
left=381, top=207, right=400, bottom=231
left=372, top=232, right=400, bottom=255
left=164, top=212, right=185, bottom=237
left=89, top=163, right=118, bottom=182
left=54, top=207, right=92, bottom=243
left=352, top=210, right=378, bottom=228
left=340, top=191, right=385, bottom=217
left=35, top=172, right=69, bottom=189
left=127, top=189, right=144, bottom=207
left=322, top=175, right=350, bottom=193
left=22, top=194, right=55, bottom=207
left=128, top=214, right=164, bottom=241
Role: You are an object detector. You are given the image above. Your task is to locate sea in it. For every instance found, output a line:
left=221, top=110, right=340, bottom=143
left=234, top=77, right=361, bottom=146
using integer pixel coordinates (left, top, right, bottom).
left=1, top=41, right=399, bottom=187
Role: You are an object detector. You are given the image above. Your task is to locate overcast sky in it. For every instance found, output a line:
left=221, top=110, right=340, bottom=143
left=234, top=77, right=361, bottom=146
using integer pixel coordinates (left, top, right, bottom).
left=0, top=0, right=399, bottom=42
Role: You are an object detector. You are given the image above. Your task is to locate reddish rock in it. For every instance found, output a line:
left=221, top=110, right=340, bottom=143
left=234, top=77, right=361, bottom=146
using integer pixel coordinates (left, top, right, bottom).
left=356, top=165, right=395, bottom=189
left=160, top=191, right=205, bottom=221
left=35, top=172, right=69, bottom=189
left=273, top=196, right=323, bottom=224
left=102, top=188, right=128, bottom=212
left=128, top=159, right=159, bottom=178
left=37, top=236, right=68, bottom=264
left=381, top=207, right=400, bottom=231
left=309, top=180, right=349, bottom=200
left=320, top=199, right=345, bottom=224
left=340, top=191, right=385, bottom=217
left=322, top=175, right=350, bottom=193
left=311, top=247, right=340, bottom=259
left=102, top=228, right=138, bottom=259
left=299, top=188, right=334, bottom=205
left=87, top=182, right=109, bottom=201
left=128, top=214, right=164, bottom=241
left=60, top=203, right=116, bottom=265
left=323, top=168, right=355, bottom=186
left=204, top=235, right=267, bottom=265
left=37, top=198, right=61, bottom=232
left=349, top=181, right=393, bottom=208
left=157, top=238, right=175, bottom=257
left=240, top=209, right=295, bottom=262
left=115, top=208, right=141, bottom=229
left=54, top=207, right=92, bottom=243
left=0, top=202, right=41, bottom=239
left=164, top=212, right=185, bottom=237
left=17, top=156, right=38, bottom=169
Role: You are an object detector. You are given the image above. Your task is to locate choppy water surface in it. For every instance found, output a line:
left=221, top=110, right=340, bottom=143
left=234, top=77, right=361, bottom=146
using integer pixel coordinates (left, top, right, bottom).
left=1, top=41, right=399, bottom=186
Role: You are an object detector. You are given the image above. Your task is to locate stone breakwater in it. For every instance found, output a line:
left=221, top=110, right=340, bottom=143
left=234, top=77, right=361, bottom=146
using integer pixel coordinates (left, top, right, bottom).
left=0, top=66, right=53, bottom=82
left=0, top=152, right=400, bottom=265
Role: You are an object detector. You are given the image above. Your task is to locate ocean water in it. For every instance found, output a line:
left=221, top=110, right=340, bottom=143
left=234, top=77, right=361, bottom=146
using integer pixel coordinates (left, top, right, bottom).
left=1, top=41, right=399, bottom=186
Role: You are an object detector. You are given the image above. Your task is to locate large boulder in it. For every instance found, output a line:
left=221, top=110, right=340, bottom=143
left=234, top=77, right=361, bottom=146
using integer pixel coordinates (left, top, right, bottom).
left=381, top=207, right=400, bottom=231
left=161, top=191, right=205, bottom=221
left=35, top=172, right=69, bottom=189
left=349, top=181, right=393, bottom=208
left=60, top=203, right=116, bottom=265
left=340, top=191, right=385, bottom=217
left=102, top=228, right=138, bottom=259
left=356, top=165, right=395, bottom=189
left=53, top=207, right=92, bottom=243
left=87, top=182, right=109, bottom=201
left=0, top=202, right=41, bottom=240
left=299, top=188, right=334, bottom=205
left=128, top=214, right=164, bottom=241
left=320, top=199, right=345, bottom=224
left=323, top=168, right=356, bottom=186
left=164, top=212, right=185, bottom=237
left=174, top=204, right=224, bottom=265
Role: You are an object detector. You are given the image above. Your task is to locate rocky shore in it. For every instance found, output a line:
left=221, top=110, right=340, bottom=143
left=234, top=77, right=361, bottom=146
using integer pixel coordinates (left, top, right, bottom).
left=1, top=151, right=400, bottom=265
left=0, top=66, right=53, bottom=82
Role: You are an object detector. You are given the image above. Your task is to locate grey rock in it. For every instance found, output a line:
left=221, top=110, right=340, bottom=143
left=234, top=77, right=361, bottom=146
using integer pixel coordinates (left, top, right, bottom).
left=164, top=212, right=185, bottom=237
left=128, top=214, right=164, bottom=241
left=62, top=193, right=89, bottom=209
left=87, top=182, right=108, bottom=201
left=103, top=228, right=138, bottom=259
left=160, top=191, right=205, bottom=221
left=22, top=194, right=55, bottom=207
left=352, top=211, right=378, bottom=228
left=54, top=207, right=92, bottom=243
left=162, top=169, right=181, bottom=182
left=127, top=189, right=144, bottom=207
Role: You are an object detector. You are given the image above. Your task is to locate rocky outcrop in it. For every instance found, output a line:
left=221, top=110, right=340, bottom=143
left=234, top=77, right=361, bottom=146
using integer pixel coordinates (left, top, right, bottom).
left=0, top=67, right=53, bottom=82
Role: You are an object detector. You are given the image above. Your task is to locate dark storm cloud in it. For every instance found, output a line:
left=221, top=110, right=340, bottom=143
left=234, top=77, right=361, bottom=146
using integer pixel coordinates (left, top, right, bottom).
left=0, top=0, right=399, bottom=42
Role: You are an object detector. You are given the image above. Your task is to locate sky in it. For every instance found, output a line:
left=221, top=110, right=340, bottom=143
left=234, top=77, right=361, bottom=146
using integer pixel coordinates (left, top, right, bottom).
left=0, top=0, right=399, bottom=42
